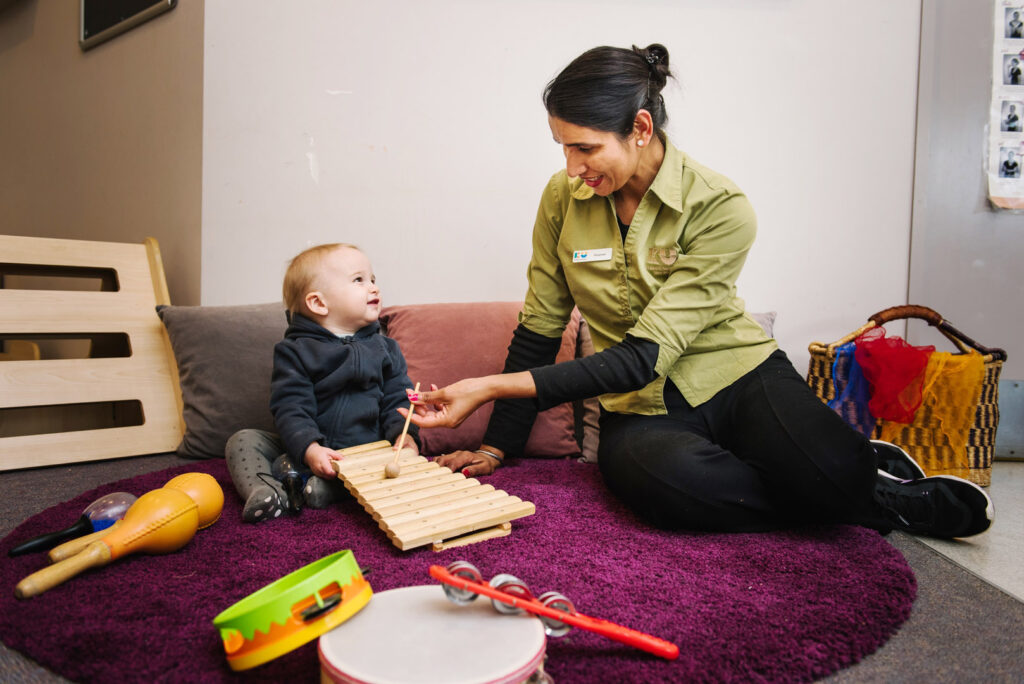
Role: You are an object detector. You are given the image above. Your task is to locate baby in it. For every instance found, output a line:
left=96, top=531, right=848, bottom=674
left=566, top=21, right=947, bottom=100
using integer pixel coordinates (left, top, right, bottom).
left=225, top=243, right=420, bottom=522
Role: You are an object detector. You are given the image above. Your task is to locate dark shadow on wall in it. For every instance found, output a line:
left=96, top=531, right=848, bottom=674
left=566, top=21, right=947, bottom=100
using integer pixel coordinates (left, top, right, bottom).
left=0, top=0, right=36, bottom=54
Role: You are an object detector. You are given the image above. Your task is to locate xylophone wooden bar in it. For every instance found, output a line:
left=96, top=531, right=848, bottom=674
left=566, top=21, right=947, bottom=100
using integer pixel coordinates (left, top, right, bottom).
left=332, top=442, right=535, bottom=551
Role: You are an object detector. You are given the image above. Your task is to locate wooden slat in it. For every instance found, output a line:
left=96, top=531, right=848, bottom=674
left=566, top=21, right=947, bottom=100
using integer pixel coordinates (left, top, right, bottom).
left=333, top=447, right=403, bottom=474
left=386, top=495, right=530, bottom=536
left=342, top=451, right=427, bottom=480
left=346, top=459, right=437, bottom=486
left=383, top=488, right=508, bottom=527
left=337, top=441, right=391, bottom=457
left=0, top=357, right=178, bottom=408
left=0, top=422, right=183, bottom=470
left=0, top=235, right=148, bottom=268
left=357, top=477, right=482, bottom=517
left=390, top=500, right=536, bottom=551
left=432, top=523, right=512, bottom=552
left=371, top=484, right=496, bottom=521
left=144, top=237, right=171, bottom=306
left=0, top=292, right=159, bottom=332
left=358, top=471, right=464, bottom=503
left=354, top=461, right=448, bottom=492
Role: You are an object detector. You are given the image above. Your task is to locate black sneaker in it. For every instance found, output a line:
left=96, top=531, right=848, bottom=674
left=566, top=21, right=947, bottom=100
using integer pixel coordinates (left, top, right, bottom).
left=873, top=471, right=994, bottom=538
left=871, top=440, right=926, bottom=481
left=271, top=455, right=306, bottom=514
left=279, top=472, right=306, bottom=514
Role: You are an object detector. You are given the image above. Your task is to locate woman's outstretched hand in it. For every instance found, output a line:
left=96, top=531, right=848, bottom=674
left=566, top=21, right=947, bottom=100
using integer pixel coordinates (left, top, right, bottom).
left=436, top=449, right=502, bottom=477
left=400, top=379, right=493, bottom=429
left=398, top=371, right=538, bottom=429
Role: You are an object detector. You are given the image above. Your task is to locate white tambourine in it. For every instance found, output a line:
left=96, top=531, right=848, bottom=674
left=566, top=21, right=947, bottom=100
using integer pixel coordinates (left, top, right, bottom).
left=319, top=585, right=550, bottom=684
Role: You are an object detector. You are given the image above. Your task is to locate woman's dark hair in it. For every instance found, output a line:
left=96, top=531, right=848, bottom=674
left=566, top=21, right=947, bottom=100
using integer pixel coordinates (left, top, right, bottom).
left=543, top=43, right=672, bottom=139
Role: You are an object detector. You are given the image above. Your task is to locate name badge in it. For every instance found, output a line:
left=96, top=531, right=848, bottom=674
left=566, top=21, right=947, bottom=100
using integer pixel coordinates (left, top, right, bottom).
left=572, top=248, right=613, bottom=263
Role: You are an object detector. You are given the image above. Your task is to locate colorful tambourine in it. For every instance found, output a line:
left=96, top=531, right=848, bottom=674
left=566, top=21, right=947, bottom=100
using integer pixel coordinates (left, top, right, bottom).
left=212, top=550, right=371, bottom=671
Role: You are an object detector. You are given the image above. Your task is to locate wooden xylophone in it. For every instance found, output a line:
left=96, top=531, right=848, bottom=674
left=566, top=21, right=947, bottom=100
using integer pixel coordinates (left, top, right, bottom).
left=332, top=441, right=535, bottom=551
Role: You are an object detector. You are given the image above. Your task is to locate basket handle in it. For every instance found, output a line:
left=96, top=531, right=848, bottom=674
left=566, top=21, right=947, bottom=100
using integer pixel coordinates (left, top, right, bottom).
left=868, top=305, right=943, bottom=326
left=867, top=305, right=1007, bottom=362
left=810, top=305, right=1009, bottom=362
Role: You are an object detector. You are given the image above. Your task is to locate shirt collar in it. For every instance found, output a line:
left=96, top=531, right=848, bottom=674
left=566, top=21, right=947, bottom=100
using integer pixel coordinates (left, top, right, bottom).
left=569, top=138, right=686, bottom=214
left=649, top=139, right=685, bottom=213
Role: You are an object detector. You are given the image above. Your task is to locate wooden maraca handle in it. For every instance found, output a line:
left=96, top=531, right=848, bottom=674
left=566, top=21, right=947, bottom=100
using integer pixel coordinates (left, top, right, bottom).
left=48, top=521, right=122, bottom=563
left=15, top=541, right=112, bottom=599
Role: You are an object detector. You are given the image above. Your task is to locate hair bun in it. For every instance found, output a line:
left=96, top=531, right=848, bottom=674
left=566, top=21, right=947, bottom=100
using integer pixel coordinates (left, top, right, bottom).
left=632, top=43, right=670, bottom=92
left=646, top=44, right=668, bottom=66
left=634, top=43, right=669, bottom=68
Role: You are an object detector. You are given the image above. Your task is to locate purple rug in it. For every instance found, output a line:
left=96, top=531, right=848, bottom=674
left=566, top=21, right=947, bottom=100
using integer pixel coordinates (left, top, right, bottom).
left=0, top=458, right=915, bottom=683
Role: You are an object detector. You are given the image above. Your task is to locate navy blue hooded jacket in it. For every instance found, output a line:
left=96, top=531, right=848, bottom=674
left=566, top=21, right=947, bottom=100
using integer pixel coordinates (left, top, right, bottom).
left=269, top=312, right=419, bottom=462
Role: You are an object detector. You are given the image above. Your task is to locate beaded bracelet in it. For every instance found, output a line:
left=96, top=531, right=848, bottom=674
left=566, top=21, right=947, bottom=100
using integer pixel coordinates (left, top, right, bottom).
left=474, top=448, right=504, bottom=463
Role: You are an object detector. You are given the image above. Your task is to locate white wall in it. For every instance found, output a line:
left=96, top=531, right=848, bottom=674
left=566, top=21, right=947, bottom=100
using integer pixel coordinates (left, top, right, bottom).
left=202, top=0, right=921, bottom=374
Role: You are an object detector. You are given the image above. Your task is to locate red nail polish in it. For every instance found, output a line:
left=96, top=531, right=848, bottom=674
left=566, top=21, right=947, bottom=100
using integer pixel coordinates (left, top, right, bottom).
left=462, top=468, right=471, bottom=476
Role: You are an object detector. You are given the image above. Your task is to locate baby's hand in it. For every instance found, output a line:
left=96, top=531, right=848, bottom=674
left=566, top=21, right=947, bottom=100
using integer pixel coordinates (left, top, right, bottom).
left=394, top=434, right=419, bottom=456
left=305, top=442, right=343, bottom=479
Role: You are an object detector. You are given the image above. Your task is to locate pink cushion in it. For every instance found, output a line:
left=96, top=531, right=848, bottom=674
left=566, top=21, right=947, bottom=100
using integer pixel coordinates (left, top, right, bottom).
left=380, top=302, right=581, bottom=458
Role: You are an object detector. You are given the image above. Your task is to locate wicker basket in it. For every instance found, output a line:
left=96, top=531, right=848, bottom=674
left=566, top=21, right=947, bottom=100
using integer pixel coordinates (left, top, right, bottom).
left=808, top=305, right=1006, bottom=486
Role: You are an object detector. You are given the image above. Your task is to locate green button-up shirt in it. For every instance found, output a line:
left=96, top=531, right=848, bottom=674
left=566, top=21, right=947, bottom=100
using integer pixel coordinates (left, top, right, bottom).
left=518, top=139, right=777, bottom=414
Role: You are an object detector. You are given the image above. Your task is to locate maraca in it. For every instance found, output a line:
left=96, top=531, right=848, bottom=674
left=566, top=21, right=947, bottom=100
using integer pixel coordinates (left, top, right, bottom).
left=163, top=472, right=224, bottom=529
left=8, top=492, right=137, bottom=557
left=15, top=488, right=199, bottom=599
left=48, top=472, right=223, bottom=563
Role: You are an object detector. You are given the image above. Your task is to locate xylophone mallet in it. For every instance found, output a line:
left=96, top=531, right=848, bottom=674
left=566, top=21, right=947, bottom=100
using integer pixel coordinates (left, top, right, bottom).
left=386, top=382, right=419, bottom=479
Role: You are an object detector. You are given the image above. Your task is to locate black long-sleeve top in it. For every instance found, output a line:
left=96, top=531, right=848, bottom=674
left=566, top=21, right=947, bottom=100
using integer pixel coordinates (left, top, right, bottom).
left=481, top=324, right=659, bottom=458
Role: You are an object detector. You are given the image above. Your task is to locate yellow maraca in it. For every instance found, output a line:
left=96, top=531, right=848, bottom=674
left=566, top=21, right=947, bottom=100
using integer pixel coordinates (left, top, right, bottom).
left=163, top=472, right=224, bottom=529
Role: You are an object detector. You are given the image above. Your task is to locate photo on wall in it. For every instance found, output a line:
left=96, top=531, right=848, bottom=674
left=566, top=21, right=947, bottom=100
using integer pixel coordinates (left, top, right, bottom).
left=1000, top=100, right=1023, bottom=131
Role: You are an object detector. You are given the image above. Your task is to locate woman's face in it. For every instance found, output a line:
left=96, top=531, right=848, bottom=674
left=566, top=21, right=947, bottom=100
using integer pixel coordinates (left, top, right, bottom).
left=548, top=116, right=640, bottom=196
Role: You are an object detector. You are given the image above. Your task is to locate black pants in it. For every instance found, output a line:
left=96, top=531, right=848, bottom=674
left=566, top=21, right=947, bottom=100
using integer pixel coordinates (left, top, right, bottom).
left=597, top=350, right=878, bottom=532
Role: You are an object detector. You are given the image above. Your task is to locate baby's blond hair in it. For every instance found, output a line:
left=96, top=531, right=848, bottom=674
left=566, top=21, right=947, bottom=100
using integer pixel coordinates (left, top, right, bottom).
left=282, top=243, right=360, bottom=315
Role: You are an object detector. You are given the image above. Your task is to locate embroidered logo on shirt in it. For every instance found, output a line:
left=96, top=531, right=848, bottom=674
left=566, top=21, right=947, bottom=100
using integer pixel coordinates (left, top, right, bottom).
left=573, top=248, right=613, bottom=263
left=646, top=246, right=679, bottom=276
left=649, top=247, right=679, bottom=266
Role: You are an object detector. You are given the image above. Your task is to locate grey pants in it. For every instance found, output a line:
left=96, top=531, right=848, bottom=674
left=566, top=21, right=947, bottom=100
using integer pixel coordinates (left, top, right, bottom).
left=224, top=429, right=348, bottom=523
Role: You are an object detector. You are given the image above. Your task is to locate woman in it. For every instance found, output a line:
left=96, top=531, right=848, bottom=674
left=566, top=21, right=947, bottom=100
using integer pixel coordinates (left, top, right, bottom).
left=1002, top=151, right=1020, bottom=178
left=406, top=44, right=992, bottom=538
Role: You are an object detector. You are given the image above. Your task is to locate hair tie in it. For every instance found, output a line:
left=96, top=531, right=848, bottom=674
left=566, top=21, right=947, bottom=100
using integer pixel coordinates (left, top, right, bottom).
left=644, top=53, right=657, bottom=65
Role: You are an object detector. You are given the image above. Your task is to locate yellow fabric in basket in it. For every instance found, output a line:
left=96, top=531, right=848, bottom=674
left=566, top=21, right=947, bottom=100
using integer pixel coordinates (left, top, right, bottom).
left=879, top=352, right=984, bottom=478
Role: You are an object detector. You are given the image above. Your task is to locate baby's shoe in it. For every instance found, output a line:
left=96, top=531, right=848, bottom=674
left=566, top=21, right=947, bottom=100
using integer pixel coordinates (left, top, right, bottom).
left=242, top=484, right=286, bottom=523
left=304, top=476, right=348, bottom=509
left=272, top=454, right=306, bottom=514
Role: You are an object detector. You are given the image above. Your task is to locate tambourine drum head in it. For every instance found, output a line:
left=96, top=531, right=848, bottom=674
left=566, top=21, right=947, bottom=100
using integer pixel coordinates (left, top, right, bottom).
left=319, top=585, right=546, bottom=684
